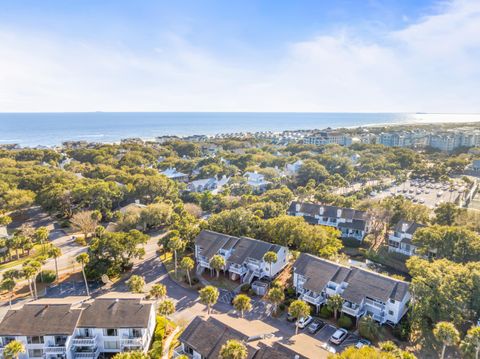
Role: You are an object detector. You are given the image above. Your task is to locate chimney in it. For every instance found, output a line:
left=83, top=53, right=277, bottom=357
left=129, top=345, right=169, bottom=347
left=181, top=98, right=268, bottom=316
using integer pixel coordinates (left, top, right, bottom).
left=401, top=222, right=409, bottom=232
left=319, top=206, right=324, bottom=215
left=295, top=203, right=301, bottom=212
left=135, top=199, right=140, bottom=205
left=337, top=208, right=342, bottom=218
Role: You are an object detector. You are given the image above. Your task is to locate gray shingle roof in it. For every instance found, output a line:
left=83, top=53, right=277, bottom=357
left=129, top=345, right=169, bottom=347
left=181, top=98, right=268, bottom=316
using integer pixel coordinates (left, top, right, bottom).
left=195, top=230, right=283, bottom=265
left=77, top=298, right=152, bottom=328
left=294, top=253, right=409, bottom=304
left=0, top=304, right=82, bottom=336
left=393, top=221, right=426, bottom=235
left=288, top=201, right=368, bottom=222
left=179, top=317, right=256, bottom=359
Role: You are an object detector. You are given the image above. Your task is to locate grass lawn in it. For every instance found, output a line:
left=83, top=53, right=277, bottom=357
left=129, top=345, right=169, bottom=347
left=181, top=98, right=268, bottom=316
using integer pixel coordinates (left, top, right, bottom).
left=0, top=244, right=49, bottom=271
left=201, top=271, right=239, bottom=291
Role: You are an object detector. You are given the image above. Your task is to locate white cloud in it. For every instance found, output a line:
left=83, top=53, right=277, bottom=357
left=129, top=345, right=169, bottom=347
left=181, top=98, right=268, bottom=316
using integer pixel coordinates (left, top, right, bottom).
left=0, top=0, right=479, bottom=112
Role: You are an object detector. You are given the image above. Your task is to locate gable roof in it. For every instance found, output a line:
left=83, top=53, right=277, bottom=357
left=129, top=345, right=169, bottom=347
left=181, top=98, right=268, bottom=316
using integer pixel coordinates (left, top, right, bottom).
left=294, top=253, right=409, bottom=304
left=393, top=220, right=426, bottom=235
left=194, top=230, right=283, bottom=264
left=288, top=201, right=368, bottom=222
left=0, top=304, right=82, bottom=336
left=77, top=298, right=152, bottom=328
left=179, top=317, right=256, bottom=359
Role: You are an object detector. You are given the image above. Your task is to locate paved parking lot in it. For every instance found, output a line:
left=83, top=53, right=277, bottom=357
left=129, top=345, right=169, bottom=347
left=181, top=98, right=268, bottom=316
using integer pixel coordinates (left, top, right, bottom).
left=373, top=179, right=467, bottom=208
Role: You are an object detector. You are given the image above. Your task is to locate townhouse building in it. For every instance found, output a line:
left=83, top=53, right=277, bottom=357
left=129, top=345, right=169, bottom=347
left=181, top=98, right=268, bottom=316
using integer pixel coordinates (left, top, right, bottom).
left=287, top=201, right=371, bottom=241
left=194, top=230, right=289, bottom=284
left=293, top=253, right=410, bottom=325
left=284, top=160, right=303, bottom=176
left=174, top=316, right=305, bottom=359
left=0, top=294, right=155, bottom=359
left=387, top=221, right=426, bottom=257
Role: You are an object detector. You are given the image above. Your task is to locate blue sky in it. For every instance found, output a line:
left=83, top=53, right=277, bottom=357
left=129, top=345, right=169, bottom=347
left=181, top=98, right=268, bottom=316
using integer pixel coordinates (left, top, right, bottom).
left=0, top=0, right=479, bottom=112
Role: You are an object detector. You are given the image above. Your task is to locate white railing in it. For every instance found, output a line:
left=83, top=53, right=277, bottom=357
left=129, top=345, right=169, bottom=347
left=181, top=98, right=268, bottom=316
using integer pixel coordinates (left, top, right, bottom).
left=44, top=346, right=67, bottom=353
left=364, top=298, right=385, bottom=310
left=121, top=336, right=144, bottom=347
left=302, top=292, right=325, bottom=305
left=342, top=304, right=361, bottom=316
left=229, top=265, right=247, bottom=275
left=73, top=347, right=100, bottom=359
left=71, top=334, right=98, bottom=346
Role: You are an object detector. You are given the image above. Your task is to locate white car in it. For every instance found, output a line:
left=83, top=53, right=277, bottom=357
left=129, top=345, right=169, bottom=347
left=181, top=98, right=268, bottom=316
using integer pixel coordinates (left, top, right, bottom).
left=329, top=328, right=348, bottom=345
left=355, top=339, right=371, bottom=348
left=297, top=316, right=313, bottom=329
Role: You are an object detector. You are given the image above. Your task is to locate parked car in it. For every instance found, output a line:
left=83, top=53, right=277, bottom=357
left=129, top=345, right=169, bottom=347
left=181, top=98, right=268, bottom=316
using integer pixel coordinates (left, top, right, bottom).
left=355, top=339, right=371, bottom=349
left=307, top=319, right=326, bottom=334
left=329, top=328, right=348, bottom=345
left=297, top=315, right=313, bottom=329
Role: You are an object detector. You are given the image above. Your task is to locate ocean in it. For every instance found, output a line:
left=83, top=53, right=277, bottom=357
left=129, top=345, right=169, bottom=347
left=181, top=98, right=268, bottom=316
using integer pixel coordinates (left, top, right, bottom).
left=0, top=112, right=479, bottom=147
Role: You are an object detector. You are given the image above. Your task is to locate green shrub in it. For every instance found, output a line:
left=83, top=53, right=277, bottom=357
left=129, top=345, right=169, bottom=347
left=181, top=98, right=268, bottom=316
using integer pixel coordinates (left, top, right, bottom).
left=285, top=287, right=296, bottom=299
left=393, top=316, right=411, bottom=341
left=240, top=284, right=251, bottom=292
left=338, top=315, right=353, bottom=329
left=191, top=277, right=199, bottom=285
left=37, top=270, right=56, bottom=283
left=358, top=315, right=380, bottom=342
left=319, top=306, right=333, bottom=319
left=278, top=303, right=286, bottom=312
left=342, top=237, right=362, bottom=248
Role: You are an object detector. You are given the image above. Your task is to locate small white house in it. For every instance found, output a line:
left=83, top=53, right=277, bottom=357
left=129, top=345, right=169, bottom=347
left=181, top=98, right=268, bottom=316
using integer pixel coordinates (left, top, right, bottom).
left=244, top=171, right=271, bottom=193
left=160, top=167, right=189, bottom=182
left=293, top=253, right=410, bottom=325
left=187, top=176, right=230, bottom=194
left=194, top=230, right=289, bottom=284
left=285, top=160, right=303, bottom=176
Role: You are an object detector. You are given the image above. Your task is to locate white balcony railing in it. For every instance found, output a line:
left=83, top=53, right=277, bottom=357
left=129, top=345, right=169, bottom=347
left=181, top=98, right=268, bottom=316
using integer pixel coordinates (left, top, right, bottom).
left=121, top=336, right=144, bottom=347
left=44, top=346, right=67, bottom=353
left=302, top=291, right=326, bottom=305
left=342, top=303, right=362, bottom=316
left=71, top=334, right=98, bottom=346
left=73, top=347, right=100, bottom=359
left=229, top=265, right=247, bottom=275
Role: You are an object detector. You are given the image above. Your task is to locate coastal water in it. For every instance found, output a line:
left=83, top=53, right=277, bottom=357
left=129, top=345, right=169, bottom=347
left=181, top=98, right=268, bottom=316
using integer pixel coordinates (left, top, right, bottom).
left=0, top=112, right=478, bottom=147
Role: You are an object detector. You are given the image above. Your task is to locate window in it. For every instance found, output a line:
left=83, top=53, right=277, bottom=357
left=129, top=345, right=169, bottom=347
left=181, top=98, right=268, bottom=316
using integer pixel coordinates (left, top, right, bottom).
left=28, top=349, right=44, bottom=358
left=388, top=310, right=394, bottom=315
left=131, top=329, right=142, bottom=338
left=104, top=328, right=118, bottom=337
left=104, top=341, right=120, bottom=349
left=27, top=336, right=44, bottom=344
left=390, top=299, right=395, bottom=304
left=55, top=336, right=67, bottom=346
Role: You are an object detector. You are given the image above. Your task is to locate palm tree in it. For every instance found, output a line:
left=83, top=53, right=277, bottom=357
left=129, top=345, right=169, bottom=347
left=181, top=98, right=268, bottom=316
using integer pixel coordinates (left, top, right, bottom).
left=288, top=300, right=311, bottom=335
left=263, top=251, right=278, bottom=278
left=4, top=340, right=25, bottom=359
left=327, top=294, right=344, bottom=321
left=219, top=339, right=248, bottom=359
left=76, top=253, right=90, bottom=296
left=461, top=326, right=480, bottom=359
left=199, top=285, right=219, bottom=315
left=126, top=275, right=145, bottom=293
left=149, top=283, right=167, bottom=300
left=180, top=257, right=195, bottom=286
left=34, top=226, right=50, bottom=254
left=22, top=260, right=41, bottom=299
left=433, top=321, right=460, bottom=359
left=168, top=236, right=185, bottom=277
left=48, top=246, right=62, bottom=282
left=22, top=265, right=35, bottom=299
left=0, top=278, right=16, bottom=308
left=232, top=294, right=252, bottom=318
left=266, top=287, right=284, bottom=316
left=210, top=254, right=226, bottom=278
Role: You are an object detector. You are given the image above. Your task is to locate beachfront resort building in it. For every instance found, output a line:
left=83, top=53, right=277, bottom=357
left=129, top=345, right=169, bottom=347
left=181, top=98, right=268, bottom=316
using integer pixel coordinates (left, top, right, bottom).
left=293, top=253, right=410, bottom=325
left=287, top=201, right=371, bottom=241
left=194, top=230, right=289, bottom=284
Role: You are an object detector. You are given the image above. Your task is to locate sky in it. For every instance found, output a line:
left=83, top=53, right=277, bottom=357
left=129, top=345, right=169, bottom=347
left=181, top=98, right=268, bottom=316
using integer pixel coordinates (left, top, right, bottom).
left=0, top=0, right=479, bottom=113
